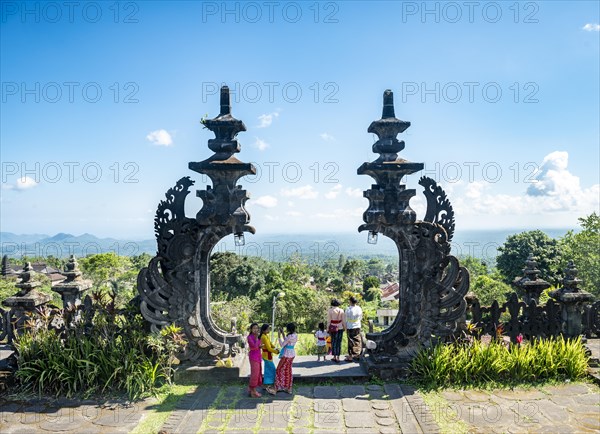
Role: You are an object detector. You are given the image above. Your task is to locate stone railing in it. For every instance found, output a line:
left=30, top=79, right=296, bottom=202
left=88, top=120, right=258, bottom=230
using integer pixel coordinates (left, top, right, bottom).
left=462, top=259, right=599, bottom=343
left=0, top=256, right=91, bottom=345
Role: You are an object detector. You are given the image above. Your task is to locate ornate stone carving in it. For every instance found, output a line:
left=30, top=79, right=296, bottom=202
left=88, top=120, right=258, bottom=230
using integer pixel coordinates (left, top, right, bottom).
left=550, top=261, right=593, bottom=338
left=52, top=256, right=92, bottom=309
left=361, top=90, right=469, bottom=375
left=137, top=86, right=253, bottom=364
left=2, top=262, right=52, bottom=343
left=513, top=253, right=551, bottom=305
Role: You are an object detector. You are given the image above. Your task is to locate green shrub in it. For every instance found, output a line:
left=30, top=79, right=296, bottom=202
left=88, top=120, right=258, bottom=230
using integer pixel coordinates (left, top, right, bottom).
left=14, top=292, right=185, bottom=399
left=411, top=336, right=589, bottom=389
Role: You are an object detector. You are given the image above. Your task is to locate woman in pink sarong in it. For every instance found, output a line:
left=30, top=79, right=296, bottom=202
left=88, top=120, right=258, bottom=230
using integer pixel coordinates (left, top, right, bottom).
left=247, top=322, right=263, bottom=398
left=274, top=323, right=298, bottom=394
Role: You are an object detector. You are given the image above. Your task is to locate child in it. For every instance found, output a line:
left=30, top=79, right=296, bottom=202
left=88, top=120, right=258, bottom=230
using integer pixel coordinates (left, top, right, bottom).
left=314, top=322, right=329, bottom=362
left=274, top=323, right=298, bottom=394
left=260, top=324, right=279, bottom=395
left=246, top=323, right=263, bottom=398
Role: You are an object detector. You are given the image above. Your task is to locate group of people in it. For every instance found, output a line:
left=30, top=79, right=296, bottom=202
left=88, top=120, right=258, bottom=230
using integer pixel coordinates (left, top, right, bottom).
left=246, top=322, right=297, bottom=398
left=325, top=296, right=364, bottom=363
left=245, top=297, right=363, bottom=398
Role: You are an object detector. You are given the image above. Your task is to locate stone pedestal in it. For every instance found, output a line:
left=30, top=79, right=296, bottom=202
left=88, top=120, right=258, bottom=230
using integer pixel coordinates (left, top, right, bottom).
left=52, top=255, right=92, bottom=309
left=513, top=253, right=551, bottom=305
left=2, top=263, right=51, bottom=342
left=550, top=261, right=593, bottom=338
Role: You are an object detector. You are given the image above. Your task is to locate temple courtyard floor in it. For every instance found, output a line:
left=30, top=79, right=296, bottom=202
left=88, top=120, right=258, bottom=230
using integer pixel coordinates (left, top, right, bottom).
left=1, top=343, right=600, bottom=434
left=1, top=379, right=599, bottom=433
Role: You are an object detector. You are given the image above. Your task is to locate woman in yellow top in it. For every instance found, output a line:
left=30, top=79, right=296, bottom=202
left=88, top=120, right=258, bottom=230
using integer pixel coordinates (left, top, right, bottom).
left=260, top=324, right=279, bottom=395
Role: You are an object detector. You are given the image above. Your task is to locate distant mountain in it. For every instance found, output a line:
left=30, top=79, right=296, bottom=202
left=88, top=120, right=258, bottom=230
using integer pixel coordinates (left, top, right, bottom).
left=42, top=233, right=76, bottom=242
left=0, top=229, right=574, bottom=262
left=1, top=232, right=157, bottom=258
left=0, top=232, right=49, bottom=243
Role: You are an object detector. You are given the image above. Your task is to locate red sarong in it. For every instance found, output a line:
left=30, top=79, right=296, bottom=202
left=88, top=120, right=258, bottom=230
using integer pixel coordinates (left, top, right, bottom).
left=249, top=359, right=263, bottom=388
left=275, top=356, right=294, bottom=391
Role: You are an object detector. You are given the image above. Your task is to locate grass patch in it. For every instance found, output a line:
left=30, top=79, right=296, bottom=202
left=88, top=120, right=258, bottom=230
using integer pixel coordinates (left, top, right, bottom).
left=420, top=390, right=469, bottom=434
left=130, top=384, right=196, bottom=434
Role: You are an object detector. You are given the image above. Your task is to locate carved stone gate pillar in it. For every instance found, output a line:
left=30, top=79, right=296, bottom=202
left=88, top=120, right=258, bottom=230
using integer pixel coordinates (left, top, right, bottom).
left=360, top=90, right=469, bottom=378
left=137, top=86, right=255, bottom=365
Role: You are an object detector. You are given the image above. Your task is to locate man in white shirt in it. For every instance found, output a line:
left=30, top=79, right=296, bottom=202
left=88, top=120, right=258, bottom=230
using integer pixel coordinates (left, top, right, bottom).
left=344, top=296, right=363, bottom=362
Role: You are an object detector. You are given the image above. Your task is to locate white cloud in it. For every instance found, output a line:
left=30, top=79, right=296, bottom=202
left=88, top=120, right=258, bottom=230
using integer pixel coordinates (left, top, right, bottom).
left=345, top=187, right=363, bottom=198
left=320, top=133, right=335, bottom=142
left=287, top=201, right=295, bottom=207
left=315, top=207, right=363, bottom=220
left=325, top=184, right=343, bottom=199
left=281, top=185, right=319, bottom=199
left=452, top=151, right=599, bottom=217
left=253, top=195, right=278, bottom=208
left=286, top=211, right=302, bottom=217
left=465, top=181, right=489, bottom=199
left=253, top=138, right=270, bottom=151
left=583, top=23, right=600, bottom=31
left=257, top=111, right=280, bottom=128
left=14, top=176, right=38, bottom=190
left=146, top=129, right=173, bottom=146
left=526, top=151, right=581, bottom=199
left=265, top=214, right=279, bottom=221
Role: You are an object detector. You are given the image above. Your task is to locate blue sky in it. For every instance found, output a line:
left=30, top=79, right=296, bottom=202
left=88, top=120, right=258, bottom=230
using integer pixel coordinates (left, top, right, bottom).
left=1, top=1, right=599, bottom=239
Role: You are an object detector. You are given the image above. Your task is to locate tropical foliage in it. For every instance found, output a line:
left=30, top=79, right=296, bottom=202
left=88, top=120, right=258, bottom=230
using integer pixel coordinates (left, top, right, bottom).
left=411, top=336, right=589, bottom=389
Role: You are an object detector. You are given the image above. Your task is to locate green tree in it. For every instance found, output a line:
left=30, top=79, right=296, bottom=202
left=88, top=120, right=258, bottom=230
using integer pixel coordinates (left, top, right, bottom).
left=559, top=213, right=600, bottom=298
left=470, top=275, right=512, bottom=306
left=496, top=230, right=562, bottom=284
left=366, top=258, right=386, bottom=278
left=362, top=275, right=381, bottom=294
left=274, top=282, right=329, bottom=332
left=342, top=259, right=364, bottom=288
left=210, top=253, right=269, bottom=300
left=458, top=256, right=488, bottom=279
left=79, top=252, right=132, bottom=290
left=338, top=254, right=346, bottom=271
left=364, top=286, right=382, bottom=303
left=330, top=277, right=349, bottom=293
left=210, top=295, right=257, bottom=333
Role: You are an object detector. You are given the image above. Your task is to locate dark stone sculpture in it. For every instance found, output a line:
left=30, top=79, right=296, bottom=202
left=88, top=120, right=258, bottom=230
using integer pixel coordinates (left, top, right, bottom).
left=550, top=261, right=593, bottom=338
left=360, top=90, right=469, bottom=377
left=137, top=86, right=254, bottom=363
left=52, top=255, right=92, bottom=309
left=2, top=262, right=51, bottom=343
left=513, top=253, right=551, bottom=305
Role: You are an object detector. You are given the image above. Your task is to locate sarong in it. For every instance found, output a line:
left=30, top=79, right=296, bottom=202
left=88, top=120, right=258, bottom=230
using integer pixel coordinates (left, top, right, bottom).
left=347, top=328, right=362, bottom=358
left=331, top=329, right=344, bottom=356
left=249, top=359, right=263, bottom=388
left=263, top=359, right=276, bottom=385
left=275, top=356, right=294, bottom=391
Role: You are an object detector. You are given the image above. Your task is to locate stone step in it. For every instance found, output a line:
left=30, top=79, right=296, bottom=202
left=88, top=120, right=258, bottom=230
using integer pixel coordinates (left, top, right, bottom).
left=175, top=355, right=370, bottom=384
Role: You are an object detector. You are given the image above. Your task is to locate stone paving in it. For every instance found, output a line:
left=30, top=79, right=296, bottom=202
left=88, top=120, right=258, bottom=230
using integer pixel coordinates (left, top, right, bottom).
left=438, top=382, right=600, bottom=434
left=0, top=381, right=599, bottom=433
left=0, top=397, right=155, bottom=434
left=160, top=383, right=438, bottom=433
